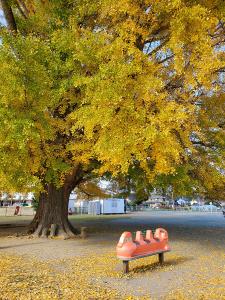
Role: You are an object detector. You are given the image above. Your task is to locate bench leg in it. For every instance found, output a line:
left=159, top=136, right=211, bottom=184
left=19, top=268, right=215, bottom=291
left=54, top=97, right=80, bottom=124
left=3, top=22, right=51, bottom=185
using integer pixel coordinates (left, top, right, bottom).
left=123, top=261, right=129, bottom=274
left=159, top=253, right=164, bottom=265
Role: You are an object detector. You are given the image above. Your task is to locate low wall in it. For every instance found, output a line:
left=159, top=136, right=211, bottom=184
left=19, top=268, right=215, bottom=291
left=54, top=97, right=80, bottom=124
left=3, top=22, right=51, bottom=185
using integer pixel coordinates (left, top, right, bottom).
left=0, top=207, right=35, bottom=216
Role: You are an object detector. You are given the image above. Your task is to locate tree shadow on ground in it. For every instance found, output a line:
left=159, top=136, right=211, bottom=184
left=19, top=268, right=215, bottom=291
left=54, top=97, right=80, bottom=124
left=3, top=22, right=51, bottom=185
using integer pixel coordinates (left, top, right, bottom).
left=130, top=256, right=193, bottom=274
left=72, top=217, right=225, bottom=248
left=0, top=242, right=43, bottom=250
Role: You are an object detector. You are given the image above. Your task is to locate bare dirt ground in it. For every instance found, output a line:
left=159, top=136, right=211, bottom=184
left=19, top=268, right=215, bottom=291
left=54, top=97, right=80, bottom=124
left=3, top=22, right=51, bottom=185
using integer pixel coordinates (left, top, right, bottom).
left=0, top=211, right=224, bottom=299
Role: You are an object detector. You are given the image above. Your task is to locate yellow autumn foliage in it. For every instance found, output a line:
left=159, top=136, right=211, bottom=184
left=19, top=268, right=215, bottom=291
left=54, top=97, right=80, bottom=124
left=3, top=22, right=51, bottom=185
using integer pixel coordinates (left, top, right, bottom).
left=0, top=0, right=224, bottom=192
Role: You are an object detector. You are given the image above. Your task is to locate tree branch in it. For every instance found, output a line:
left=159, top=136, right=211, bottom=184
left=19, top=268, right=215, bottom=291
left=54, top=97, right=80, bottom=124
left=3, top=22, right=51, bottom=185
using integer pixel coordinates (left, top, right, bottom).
left=15, top=0, right=28, bottom=19
left=157, top=54, right=174, bottom=64
left=147, top=37, right=169, bottom=56
left=191, top=140, right=216, bottom=149
left=0, top=0, right=17, bottom=32
left=17, top=0, right=29, bottom=16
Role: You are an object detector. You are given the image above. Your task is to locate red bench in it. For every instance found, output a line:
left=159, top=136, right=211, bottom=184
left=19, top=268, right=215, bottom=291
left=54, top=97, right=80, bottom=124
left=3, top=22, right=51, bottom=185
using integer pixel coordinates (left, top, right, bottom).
left=116, top=228, right=171, bottom=273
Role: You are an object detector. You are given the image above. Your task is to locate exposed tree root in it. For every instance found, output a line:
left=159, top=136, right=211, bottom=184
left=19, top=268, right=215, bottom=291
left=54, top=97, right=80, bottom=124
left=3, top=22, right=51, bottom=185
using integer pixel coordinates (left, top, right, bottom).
left=27, top=172, right=84, bottom=239
left=31, top=221, right=80, bottom=239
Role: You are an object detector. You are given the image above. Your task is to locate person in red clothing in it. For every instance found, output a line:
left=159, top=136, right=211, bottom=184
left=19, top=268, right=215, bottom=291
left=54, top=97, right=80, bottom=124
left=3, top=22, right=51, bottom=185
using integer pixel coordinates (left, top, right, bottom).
left=14, top=205, right=20, bottom=215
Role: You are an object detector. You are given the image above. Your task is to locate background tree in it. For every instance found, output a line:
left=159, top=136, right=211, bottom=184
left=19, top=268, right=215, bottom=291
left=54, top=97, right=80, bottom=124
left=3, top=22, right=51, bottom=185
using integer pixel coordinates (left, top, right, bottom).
left=0, top=0, right=224, bottom=237
left=103, top=165, right=153, bottom=204
left=75, top=181, right=109, bottom=200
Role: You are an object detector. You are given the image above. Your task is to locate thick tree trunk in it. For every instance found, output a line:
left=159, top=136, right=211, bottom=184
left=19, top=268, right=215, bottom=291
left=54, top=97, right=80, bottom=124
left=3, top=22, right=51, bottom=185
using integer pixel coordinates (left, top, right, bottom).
left=28, top=165, right=82, bottom=239
left=27, top=191, right=45, bottom=234
left=29, top=183, right=78, bottom=239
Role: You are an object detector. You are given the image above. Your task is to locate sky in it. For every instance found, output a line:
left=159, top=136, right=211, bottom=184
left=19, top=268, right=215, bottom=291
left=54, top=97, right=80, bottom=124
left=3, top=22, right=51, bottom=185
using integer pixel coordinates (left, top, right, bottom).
left=0, top=9, right=6, bottom=26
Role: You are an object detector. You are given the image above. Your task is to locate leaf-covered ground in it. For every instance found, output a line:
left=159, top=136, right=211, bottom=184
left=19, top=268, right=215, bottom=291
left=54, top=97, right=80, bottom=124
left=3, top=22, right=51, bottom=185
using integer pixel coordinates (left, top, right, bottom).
left=0, top=212, right=224, bottom=299
left=0, top=250, right=224, bottom=300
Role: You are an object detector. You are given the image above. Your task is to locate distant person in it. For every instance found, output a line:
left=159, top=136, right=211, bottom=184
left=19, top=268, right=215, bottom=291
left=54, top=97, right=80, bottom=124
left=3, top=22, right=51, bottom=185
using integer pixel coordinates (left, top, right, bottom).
left=14, top=205, right=20, bottom=215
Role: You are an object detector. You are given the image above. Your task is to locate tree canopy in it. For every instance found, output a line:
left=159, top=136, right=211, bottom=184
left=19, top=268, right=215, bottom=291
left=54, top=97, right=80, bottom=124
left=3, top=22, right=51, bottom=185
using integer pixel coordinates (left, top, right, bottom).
left=0, top=0, right=224, bottom=196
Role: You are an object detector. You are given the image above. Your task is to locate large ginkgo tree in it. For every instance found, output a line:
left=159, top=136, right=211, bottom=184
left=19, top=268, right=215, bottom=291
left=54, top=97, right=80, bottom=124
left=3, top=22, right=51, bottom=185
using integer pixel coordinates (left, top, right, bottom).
left=0, top=0, right=224, bottom=237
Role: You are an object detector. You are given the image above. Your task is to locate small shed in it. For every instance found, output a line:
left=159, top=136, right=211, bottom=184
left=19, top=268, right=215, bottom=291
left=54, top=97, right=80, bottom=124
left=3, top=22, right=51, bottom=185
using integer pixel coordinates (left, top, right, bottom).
left=100, top=198, right=125, bottom=214
left=88, top=198, right=125, bottom=215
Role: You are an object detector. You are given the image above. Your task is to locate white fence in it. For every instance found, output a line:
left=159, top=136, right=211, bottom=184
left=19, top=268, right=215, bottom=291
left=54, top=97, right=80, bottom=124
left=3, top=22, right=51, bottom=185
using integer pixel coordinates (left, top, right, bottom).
left=0, top=207, right=35, bottom=216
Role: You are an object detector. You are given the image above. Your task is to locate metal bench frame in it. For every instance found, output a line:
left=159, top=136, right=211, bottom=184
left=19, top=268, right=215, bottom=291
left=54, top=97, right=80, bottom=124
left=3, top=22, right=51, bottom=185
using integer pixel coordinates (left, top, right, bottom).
left=118, top=249, right=171, bottom=273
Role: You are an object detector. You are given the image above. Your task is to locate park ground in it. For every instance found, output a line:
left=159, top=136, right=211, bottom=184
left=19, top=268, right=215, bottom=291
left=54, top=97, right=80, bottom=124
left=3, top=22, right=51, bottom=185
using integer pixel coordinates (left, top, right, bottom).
left=0, top=211, right=224, bottom=300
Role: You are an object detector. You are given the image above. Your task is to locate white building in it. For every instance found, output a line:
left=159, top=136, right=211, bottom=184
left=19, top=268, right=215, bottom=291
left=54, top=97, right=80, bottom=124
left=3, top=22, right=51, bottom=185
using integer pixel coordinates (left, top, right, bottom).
left=74, top=198, right=125, bottom=215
